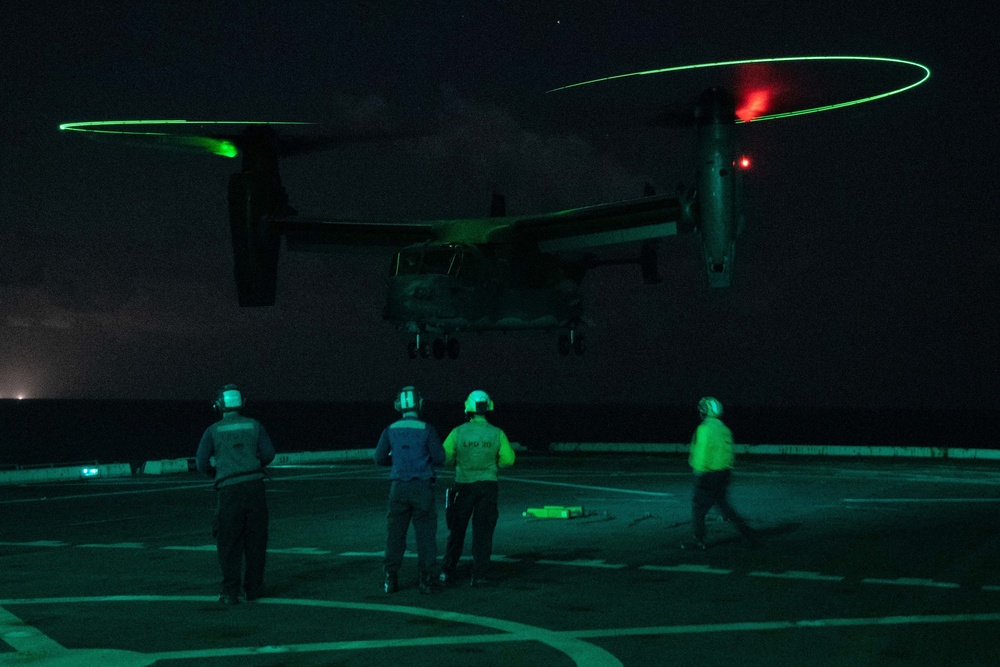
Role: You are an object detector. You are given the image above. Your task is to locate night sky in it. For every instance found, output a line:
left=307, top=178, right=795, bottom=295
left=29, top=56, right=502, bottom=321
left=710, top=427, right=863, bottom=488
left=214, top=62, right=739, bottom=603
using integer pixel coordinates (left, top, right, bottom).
left=2, top=2, right=996, bottom=410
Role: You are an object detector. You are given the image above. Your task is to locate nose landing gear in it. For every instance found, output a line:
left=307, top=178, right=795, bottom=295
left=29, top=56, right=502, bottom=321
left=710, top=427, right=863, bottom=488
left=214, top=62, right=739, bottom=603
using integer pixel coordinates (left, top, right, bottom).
left=406, top=338, right=429, bottom=359
left=558, top=329, right=585, bottom=356
left=408, top=332, right=460, bottom=360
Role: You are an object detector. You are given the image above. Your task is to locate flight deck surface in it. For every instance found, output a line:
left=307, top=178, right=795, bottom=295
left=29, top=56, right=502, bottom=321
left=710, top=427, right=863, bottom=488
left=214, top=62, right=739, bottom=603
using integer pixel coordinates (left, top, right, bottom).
left=3, top=455, right=999, bottom=666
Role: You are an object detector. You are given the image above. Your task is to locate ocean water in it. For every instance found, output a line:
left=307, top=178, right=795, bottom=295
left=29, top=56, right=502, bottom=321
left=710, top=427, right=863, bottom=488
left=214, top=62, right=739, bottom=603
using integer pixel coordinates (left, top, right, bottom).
left=0, top=400, right=993, bottom=467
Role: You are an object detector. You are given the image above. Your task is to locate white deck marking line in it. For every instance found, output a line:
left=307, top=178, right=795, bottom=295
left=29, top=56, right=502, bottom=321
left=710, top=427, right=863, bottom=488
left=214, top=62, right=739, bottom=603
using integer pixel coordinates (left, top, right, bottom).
left=536, top=559, right=628, bottom=569
left=338, top=551, right=384, bottom=557
left=337, top=551, right=518, bottom=562
left=567, top=612, right=1000, bottom=638
left=503, top=476, right=675, bottom=497
left=77, top=542, right=145, bottom=549
left=749, top=571, right=846, bottom=582
left=502, top=472, right=688, bottom=479
left=7, top=596, right=997, bottom=663
left=133, top=610, right=1000, bottom=656
left=70, top=516, right=147, bottom=525
left=0, top=605, right=67, bottom=654
left=0, top=470, right=381, bottom=506
left=271, top=471, right=386, bottom=481
left=862, top=577, right=961, bottom=589
left=0, top=483, right=212, bottom=504
left=0, top=596, right=623, bottom=667
left=843, top=498, right=1000, bottom=503
left=1, top=604, right=156, bottom=666
left=9, top=542, right=997, bottom=594
left=641, top=564, right=733, bottom=575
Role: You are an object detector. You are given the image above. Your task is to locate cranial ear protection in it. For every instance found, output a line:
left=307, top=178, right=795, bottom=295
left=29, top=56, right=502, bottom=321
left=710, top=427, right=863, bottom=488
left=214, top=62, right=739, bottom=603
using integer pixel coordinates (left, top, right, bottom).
left=464, top=390, right=494, bottom=414
left=214, top=384, right=243, bottom=412
left=698, top=396, right=722, bottom=418
left=394, top=385, right=423, bottom=413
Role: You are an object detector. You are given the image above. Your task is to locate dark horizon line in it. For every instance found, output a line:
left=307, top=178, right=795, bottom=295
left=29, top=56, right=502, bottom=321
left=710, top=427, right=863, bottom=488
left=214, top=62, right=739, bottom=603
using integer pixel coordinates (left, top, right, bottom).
left=1, top=397, right=995, bottom=412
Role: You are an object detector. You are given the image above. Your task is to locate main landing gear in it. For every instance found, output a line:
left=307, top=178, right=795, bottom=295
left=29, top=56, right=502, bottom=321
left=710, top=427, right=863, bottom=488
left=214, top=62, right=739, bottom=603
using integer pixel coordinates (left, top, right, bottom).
left=558, top=329, right=585, bottom=356
left=407, top=333, right=460, bottom=360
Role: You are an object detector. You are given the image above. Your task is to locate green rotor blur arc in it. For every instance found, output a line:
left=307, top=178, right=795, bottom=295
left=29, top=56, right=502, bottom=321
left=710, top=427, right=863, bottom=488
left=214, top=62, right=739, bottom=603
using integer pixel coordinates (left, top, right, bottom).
left=58, top=120, right=315, bottom=157
left=546, top=56, right=931, bottom=123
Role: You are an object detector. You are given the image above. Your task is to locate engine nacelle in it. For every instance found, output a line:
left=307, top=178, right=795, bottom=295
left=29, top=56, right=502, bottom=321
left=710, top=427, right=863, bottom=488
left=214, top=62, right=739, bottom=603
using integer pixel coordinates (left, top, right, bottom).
left=228, top=171, right=281, bottom=306
left=694, top=87, right=738, bottom=288
left=227, top=126, right=292, bottom=307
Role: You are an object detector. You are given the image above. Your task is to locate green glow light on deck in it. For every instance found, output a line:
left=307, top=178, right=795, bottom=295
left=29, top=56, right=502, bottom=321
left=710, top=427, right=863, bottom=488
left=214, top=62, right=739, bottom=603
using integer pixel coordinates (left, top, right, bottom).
left=547, top=56, right=930, bottom=123
left=58, top=120, right=313, bottom=157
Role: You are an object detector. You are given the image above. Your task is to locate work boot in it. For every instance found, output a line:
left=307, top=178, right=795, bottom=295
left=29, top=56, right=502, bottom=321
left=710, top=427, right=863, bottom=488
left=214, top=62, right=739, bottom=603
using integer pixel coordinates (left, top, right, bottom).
left=384, top=572, right=399, bottom=594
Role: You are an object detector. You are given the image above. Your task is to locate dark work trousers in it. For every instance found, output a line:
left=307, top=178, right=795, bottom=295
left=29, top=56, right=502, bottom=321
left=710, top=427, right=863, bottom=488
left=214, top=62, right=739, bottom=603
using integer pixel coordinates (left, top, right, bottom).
left=691, top=469, right=752, bottom=542
left=441, top=481, right=499, bottom=579
left=213, top=478, right=269, bottom=599
left=385, top=479, right=438, bottom=577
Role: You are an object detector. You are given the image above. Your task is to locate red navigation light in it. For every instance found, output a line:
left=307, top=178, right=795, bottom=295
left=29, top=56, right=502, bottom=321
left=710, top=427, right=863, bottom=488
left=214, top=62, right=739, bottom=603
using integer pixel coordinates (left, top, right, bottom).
left=737, top=155, right=752, bottom=170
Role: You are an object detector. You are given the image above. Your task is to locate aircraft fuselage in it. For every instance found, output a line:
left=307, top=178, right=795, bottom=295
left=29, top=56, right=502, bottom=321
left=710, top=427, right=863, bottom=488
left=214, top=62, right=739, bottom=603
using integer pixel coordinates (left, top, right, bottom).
left=384, top=241, right=584, bottom=335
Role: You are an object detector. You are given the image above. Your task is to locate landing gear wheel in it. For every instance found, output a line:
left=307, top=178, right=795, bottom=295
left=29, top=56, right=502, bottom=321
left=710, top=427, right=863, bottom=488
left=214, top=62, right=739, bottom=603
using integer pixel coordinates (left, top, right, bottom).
left=573, top=333, right=586, bottom=356
left=419, top=341, right=430, bottom=358
left=558, top=333, right=571, bottom=356
left=407, top=341, right=418, bottom=359
left=432, top=338, right=446, bottom=360
left=447, top=338, right=460, bottom=359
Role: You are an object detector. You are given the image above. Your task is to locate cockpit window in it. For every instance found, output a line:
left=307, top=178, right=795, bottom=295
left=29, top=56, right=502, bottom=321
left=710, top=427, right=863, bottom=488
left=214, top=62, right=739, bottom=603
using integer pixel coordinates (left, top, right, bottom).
left=421, top=247, right=456, bottom=275
left=393, top=249, right=422, bottom=275
left=392, top=244, right=465, bottom=277
left=455, top=249, right=485, bottom=282
left=390, top=244, right=492, bottom=282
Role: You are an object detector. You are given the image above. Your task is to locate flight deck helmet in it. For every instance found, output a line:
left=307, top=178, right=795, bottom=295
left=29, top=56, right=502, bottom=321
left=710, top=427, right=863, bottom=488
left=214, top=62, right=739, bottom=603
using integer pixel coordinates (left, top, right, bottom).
left=214, top=384, right=243, bottom=412
left=394, top=385, right=423, bottom=414
left=464, top=390, right=494, bottom=415
left=698, top=396, right=723, bottom=419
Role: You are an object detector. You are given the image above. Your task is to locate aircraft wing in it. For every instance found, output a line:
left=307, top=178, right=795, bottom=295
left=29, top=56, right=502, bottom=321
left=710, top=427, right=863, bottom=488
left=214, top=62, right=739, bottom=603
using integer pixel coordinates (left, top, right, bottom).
left=272, top=192, right=687, bottom=254
left=274, top=216, right=439, bottom=252
left=494, top=193, right=687, bottom=253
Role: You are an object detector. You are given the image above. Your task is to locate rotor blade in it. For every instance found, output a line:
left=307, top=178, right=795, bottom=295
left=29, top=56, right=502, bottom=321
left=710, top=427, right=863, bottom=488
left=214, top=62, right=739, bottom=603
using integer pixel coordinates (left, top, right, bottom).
left=547, top=56, right=930, bottom=129
left=67, top=128, right=241, bottom=157
left=60, top=120, right=437, bottom=158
